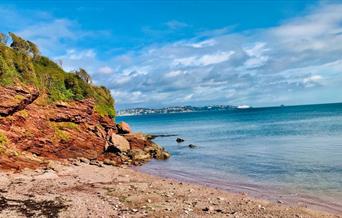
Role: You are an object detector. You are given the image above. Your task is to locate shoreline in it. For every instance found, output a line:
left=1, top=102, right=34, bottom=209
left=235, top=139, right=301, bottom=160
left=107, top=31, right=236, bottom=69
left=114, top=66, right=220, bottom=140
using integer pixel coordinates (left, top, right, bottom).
left=0, top=161, right=340, bottom=217
left=138, top=163, right=342, bottom=215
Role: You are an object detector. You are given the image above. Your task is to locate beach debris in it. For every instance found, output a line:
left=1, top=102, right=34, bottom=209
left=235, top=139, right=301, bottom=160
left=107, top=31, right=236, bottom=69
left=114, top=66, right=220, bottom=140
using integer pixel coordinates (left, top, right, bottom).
left=89, top=160, right=104, bottom=167
left=78, top=157, right=90, bottom=164
left=258, top=204, right=266, bottom=210
left=188, top=144, right=197, bottom=148
left=202, top=206, right=214, bottom=212
left=176, top=137, right=185, bottom=143
left=103, top=159, right=117, bottom=166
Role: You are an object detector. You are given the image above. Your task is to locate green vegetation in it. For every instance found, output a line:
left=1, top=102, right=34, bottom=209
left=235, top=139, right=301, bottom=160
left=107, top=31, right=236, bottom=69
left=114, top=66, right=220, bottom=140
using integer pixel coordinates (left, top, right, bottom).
left=54, top=128, right=70, bottom=142
left=51, top=121, right=80, bottom=142
left=17, top=109, right=29, bottom=118
left=0, top=132, right=8, bottom=153
left=0, top=32, right=115, bottom=117
left=51, top=122, right=79, bottom=131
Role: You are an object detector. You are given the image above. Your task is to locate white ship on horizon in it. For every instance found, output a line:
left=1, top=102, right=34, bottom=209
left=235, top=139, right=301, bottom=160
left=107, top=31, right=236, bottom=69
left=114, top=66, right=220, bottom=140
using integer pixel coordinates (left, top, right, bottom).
left=237, top=105, right=251, bottom=109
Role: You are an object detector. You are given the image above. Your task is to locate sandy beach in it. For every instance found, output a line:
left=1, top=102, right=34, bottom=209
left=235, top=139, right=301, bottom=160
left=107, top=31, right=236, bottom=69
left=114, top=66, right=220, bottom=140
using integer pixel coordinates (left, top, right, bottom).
left=0, top=160, right=340, bottom=218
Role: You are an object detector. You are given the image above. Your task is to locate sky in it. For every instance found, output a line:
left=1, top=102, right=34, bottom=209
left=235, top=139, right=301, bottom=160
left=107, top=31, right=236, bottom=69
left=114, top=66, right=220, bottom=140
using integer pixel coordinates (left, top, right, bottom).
left=1, top=0, right=342, bottom=109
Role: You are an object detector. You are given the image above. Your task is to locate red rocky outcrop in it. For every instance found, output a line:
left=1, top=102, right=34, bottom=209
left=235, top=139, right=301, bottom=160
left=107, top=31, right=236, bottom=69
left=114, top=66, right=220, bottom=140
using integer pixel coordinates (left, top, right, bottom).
left=117, top=121, right=132, bottom=134
left=0, top=85, right=170, bottom=170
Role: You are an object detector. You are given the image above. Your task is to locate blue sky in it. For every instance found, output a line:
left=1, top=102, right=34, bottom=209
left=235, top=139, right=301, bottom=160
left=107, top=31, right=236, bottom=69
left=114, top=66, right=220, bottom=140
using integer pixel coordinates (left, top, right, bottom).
left=1, top=0, right=342, bottom=109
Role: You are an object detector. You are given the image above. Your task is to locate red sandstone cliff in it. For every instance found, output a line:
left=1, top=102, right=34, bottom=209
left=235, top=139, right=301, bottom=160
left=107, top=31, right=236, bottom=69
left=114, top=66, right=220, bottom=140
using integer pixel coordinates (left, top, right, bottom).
left=0, top=85, right=169, bottom=170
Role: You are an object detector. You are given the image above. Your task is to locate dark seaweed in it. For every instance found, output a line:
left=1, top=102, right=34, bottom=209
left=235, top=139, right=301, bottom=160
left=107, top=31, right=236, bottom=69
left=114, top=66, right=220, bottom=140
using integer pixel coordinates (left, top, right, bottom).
left=0, top=196, right=67, bottom=218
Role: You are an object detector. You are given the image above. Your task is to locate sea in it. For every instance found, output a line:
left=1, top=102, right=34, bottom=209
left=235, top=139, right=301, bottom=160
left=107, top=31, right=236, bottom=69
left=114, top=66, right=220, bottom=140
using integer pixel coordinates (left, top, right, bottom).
left=117, top=103, right=342, bottom=213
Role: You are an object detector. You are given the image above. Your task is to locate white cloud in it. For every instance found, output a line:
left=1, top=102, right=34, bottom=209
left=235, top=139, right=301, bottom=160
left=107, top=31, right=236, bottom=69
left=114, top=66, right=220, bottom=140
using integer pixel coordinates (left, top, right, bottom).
left=63, top=49, right=96, bottom=60
left=173, top=51, right=234, bottom=66
left=98, top=66, right=114, bottom=74
left=165, top=70, right=183, bottom=78
left=243, top=42, right=269, bottom=69
left=189, top=39, right=216, bottom=48
left=303, top=75, right=323, bottom=87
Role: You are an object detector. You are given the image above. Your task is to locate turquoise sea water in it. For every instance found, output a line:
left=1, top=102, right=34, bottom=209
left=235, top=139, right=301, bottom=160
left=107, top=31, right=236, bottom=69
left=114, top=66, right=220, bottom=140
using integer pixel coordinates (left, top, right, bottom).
left=117, top=103, right=342, bottom=212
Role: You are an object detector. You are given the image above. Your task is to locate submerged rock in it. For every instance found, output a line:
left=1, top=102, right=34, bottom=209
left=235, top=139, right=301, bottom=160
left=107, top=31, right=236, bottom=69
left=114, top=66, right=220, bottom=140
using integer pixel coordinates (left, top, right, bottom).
left=188, top=144, right=197, bottom=148
left=176, top=138, right=185, bottom=143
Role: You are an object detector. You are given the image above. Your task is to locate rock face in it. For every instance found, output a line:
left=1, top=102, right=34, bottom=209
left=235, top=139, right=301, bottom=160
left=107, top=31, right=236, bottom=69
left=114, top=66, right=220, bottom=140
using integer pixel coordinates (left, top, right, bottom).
left=108, top=134, right=130, bottom=152
left=0, top=86, right=39, bottom=117
left=117, top=121, right=132, bottom=134
left=0, top=85, right=170, bottom=170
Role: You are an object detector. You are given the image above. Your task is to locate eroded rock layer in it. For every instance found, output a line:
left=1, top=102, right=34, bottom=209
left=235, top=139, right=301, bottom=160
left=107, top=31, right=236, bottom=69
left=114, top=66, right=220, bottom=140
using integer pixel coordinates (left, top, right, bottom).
left=0, top=85, right=169, bottom=170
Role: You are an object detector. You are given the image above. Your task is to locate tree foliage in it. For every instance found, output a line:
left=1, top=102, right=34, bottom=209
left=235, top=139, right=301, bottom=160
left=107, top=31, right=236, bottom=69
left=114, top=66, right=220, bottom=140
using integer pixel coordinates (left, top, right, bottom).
left=9, top=32, right=40, bottom=59
left=75, top=68, right=92, bottom=84
left=0, top=33, right=8, bottom=45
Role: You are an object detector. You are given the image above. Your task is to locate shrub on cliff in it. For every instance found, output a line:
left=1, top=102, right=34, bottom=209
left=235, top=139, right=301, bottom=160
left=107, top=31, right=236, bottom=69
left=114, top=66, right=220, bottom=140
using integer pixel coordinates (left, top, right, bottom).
left=0, top=32, right=115, bottom=117
left=0, top=132, right=8, bottom=153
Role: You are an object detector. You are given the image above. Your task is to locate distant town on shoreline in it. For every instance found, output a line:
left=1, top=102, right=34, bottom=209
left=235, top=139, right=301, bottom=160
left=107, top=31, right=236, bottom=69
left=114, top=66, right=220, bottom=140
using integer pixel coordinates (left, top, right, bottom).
left=117, top=105, right=250, bottom=116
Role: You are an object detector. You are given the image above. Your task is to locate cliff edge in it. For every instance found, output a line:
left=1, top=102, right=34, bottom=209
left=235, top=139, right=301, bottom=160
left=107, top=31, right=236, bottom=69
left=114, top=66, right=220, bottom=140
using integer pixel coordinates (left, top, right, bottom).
left=0, top=33, right=169, bottom=170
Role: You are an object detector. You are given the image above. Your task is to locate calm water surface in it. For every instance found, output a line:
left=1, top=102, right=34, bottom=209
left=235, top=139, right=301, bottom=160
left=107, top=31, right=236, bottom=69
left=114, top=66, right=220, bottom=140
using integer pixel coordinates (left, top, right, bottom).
left=117, top=103, right=342, bottom=212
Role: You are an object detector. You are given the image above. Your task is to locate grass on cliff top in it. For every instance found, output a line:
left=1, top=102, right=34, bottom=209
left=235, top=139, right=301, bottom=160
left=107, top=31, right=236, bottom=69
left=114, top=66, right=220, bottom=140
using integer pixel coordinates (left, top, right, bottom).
left=0, top=33, right=115, bottom=117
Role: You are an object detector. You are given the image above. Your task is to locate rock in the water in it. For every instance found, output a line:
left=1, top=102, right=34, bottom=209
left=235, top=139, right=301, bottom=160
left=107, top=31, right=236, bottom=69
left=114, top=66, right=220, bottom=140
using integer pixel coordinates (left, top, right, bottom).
left=154, top=148, right=171, bottom=160
left=108, top=134, right=130, bottom=152
left=188, top=144, right=197, bottom=148
left=117, top=121, right=132, bottom=134
left=176, top=138, right=185, bottom=143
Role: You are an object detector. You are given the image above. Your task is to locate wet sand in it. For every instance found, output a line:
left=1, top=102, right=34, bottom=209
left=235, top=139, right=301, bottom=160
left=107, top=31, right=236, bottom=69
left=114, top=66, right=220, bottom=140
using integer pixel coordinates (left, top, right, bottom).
left=0, top=161, right=340, bottom=218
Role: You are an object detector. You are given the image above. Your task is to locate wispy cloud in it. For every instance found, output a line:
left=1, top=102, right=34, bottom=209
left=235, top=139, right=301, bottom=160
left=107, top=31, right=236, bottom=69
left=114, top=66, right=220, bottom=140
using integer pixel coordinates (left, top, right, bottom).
left=165, top=20, right=189, bottom=30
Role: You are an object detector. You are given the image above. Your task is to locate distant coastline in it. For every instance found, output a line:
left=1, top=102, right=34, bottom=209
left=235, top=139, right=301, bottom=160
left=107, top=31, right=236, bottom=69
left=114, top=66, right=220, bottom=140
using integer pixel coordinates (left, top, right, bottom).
left=118, top=102, right=342, bottom=116
left=117, top=105, right=238, bottom=116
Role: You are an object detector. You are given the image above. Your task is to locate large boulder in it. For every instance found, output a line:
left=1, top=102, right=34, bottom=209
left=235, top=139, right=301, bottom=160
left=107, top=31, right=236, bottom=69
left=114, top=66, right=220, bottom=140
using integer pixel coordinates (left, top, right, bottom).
left=117, top=121, right=132, bottom=134
left=107, top=134, right=130, bottom=152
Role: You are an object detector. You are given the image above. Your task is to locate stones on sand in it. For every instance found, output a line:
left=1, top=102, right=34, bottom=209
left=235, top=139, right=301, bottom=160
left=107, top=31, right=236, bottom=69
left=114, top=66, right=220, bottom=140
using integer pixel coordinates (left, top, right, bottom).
left=103, top=159, right=117, bottom=166
left=202, top=206, right=214, bottom=212
left=78, top=157, right=90, bottom=164
left=89, top=160, right=104, bottom=167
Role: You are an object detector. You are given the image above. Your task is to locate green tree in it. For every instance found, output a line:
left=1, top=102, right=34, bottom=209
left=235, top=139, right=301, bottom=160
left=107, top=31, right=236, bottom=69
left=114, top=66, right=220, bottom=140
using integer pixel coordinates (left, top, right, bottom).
left=0, top=33, right=8, bottom=44
left=27, top=40, right=40, bottom=59
left=75, top=68, right=92, bottom=84
left=9, top=32, right=30, bottom=53
left=9, top=33, right=40, bottom=59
